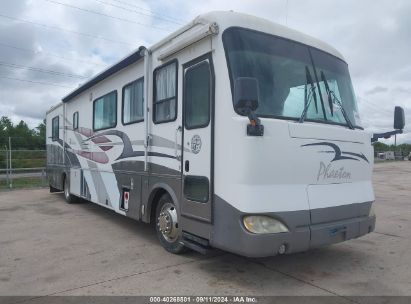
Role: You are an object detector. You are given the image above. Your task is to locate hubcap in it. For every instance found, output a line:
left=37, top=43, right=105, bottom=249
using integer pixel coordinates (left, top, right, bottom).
left=157, top=203, right=178, bottom=242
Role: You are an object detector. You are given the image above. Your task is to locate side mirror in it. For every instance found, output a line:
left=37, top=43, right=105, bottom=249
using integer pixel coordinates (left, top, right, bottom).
left=234, top=77, right=259, bottom=115
left=233, top=77, right=264, bottom=136
left=371, top=105, right=405, bottom=143
left=394, top=106, right=405, bottom=130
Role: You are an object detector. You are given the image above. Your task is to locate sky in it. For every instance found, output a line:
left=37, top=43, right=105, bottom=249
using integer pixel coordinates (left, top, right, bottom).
left=0, top=0, right=410, bottom=144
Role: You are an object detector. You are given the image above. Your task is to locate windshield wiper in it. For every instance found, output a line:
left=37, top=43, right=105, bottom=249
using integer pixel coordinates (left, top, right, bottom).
left=320, top=71, right=334, bottom=116
left=320, top=71, right=354, bottom=130
left=299, top=67, right=318, bottom=123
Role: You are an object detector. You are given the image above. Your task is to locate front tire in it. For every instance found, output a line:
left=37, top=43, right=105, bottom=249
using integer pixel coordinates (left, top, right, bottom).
left=155, top=194, right=186, bottom=254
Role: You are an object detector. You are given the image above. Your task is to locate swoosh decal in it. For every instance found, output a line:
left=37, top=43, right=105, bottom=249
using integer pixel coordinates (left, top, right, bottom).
left=301, top=142, right=368, bottom=163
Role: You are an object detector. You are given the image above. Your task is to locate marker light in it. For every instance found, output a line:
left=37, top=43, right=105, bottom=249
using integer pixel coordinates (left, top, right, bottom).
left=243, top=216, right=289, bottom=234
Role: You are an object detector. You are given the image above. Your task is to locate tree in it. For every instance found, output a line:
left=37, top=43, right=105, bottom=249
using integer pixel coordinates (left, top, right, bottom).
left=0, top=116, right=13, bottom=147
left=33, top=119, right=46, bottom=149
left=0, top=117, right=46, bottom=150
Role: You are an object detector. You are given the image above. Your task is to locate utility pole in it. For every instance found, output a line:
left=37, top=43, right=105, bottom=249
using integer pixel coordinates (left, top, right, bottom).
left=9, top=137, right=12, bottom=189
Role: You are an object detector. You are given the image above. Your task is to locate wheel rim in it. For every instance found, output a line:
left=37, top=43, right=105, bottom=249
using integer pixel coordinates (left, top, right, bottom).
left=157, top=202, right=179, bottom=243
left=64, top=178, right=69, bottom=200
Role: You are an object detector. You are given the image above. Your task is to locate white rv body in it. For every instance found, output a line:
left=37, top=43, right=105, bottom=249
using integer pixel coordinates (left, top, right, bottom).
left=46, top=11, right=375, bottom=257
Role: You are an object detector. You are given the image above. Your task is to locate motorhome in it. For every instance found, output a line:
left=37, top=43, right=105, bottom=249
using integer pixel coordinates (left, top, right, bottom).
left=46, top=11, right=405, bottom=257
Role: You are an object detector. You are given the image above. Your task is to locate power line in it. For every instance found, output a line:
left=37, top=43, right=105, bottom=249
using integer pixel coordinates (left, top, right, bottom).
left=90, top=0, right=184, bottom=25
left=44, top=0, right=171, bottom=32
left=0, top=14, right=137, bottom=46
left=0, top=42, right=107, bottom=67
left=0, top=76, right=74, bottom=88
left=0, top=61, right=89, bottom=79
left=357, top=95, right=399, bottom=109
left=357, top=96, right=392, bottom=113
left=110, top=0, right=187, bottom=24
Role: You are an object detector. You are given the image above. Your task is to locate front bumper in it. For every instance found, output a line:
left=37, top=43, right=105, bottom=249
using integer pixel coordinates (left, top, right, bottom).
left=210, top=195, right=375, bottom=258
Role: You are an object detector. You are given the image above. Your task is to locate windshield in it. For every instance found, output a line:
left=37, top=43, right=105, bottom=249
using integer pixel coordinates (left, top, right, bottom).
left=223, top=27, right=362, bottom=128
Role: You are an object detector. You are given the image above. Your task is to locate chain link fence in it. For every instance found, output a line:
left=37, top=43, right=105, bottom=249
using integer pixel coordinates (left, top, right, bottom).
left=0, top=138, right=47, bottom=190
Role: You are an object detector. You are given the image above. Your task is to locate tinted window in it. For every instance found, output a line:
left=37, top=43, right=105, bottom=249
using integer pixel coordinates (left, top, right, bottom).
left=184, top=62, right=210, bottom=129
left=123, top=78, right=144, bottom=124
left=52, top=116, right=59, bottom=141
left=223, top=27, right=362, bottom=128
left=93, top=91, right=117, bottom=131
left=184, top=176, right=209, bottom=203
left=153, top=61, right=177, bottom=123
left=73, top=111, right=79, bottom=130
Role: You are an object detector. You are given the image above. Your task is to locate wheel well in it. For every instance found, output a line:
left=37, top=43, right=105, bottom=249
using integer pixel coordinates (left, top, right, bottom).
left=149, top=188, right=168, bottom=224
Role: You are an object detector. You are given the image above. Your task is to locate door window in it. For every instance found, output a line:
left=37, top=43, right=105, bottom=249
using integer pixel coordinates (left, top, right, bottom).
left=184, top=62, right=211, bottom=129
left=184, top=176, right=209, bottom=203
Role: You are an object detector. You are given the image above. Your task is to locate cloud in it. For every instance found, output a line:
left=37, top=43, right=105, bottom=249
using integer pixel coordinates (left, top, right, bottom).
left=365, top=86, right=389, bottom=96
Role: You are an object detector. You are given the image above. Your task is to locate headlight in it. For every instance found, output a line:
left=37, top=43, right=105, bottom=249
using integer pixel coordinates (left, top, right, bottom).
left=369, top=204, right=376, bottom=217
left=243, top=215, right=289, bottom=234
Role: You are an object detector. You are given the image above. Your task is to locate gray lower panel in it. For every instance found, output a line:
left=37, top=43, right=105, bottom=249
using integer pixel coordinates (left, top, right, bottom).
left=47, top=165, right=66, bottom=190
left=310, top=201, right=372, bottom=224
left=310, top=216, right=375, bottom=248
left=181, top=215, right=212, bottom=240
left=210, top=195, right=375, bottom=258
left=112, top=160, right=181, bottom=222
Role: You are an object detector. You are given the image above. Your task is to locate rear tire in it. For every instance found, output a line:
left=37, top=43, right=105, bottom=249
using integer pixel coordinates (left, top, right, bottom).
left=63, top=175, right=76, bottom=204
left=155, top=193, right=187, bottom=254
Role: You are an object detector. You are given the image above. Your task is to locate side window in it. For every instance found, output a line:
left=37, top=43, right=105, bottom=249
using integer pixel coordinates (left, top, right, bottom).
left=122, top=78, right=144, bottom=124
left=73, top=111, right=79, bottom=130
left=184, top=62, right=211, bottom=129
left=52, top=116, right=59, bottom=141
left=153, top=61, right=177, bottom=123
left=93, top=91, right=117, bottom=131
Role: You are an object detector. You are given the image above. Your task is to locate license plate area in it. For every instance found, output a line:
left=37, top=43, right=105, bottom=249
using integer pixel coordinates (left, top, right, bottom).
left=310, top=221, right=360, bottom=248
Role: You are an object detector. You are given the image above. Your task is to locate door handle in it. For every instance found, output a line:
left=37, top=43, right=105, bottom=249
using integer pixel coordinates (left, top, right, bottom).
left=185, top=160, right=189, bottom=172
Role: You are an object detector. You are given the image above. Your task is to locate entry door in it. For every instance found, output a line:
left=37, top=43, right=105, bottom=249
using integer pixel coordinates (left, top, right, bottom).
left=181, top=54, right=214, bottom=223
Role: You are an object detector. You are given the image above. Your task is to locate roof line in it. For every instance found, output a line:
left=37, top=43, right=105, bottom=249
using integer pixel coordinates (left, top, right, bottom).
left=62, top=46, right=146, bottom=102
left=62, top=15, right=209, bottom=103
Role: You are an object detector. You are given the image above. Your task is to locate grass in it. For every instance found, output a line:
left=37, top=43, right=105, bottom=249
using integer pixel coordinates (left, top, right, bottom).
left=0, top=177, right=48, bottom=191
left=0, top=150, right=46, bottom=170
left=0, top=159, right=46, bottom=170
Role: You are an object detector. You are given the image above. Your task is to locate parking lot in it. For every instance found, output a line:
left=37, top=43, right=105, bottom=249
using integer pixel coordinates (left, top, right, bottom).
left=0, top=161, right=410, bottom=300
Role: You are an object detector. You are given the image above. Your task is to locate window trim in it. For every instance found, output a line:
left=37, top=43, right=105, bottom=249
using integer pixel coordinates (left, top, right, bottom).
left=121, top=77, right=144, bottom=126
left=92, top=90, right=118, bottom=132
left=183, top=175, right=210, bottom=203
left=183, top=60, right=211, bottom=130
left=52, top=116, right=59, bottom=142
left=73, top=111, right=79, bottom=130
left=152, top=59, right=178, bottom=124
